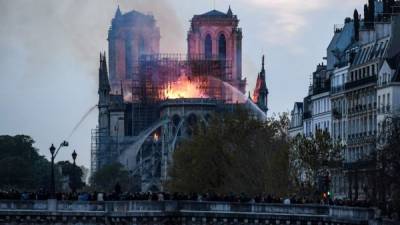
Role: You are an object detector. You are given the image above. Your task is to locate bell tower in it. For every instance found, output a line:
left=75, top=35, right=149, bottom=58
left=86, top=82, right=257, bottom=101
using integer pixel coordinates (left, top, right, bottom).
left=187, top=6, right=245, bottom=93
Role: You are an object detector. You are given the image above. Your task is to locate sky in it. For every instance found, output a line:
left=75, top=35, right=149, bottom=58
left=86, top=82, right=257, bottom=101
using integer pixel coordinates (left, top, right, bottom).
left=0, top=0, right=367, bottom=169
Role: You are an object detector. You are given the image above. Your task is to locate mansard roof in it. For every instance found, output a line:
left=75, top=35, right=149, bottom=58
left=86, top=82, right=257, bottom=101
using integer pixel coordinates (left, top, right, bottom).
left=351, top=37, right=390, bottom=67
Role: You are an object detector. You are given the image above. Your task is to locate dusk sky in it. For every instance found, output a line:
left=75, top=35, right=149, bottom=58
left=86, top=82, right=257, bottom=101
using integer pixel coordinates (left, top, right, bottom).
left=0, top=0, right=367, bottom=168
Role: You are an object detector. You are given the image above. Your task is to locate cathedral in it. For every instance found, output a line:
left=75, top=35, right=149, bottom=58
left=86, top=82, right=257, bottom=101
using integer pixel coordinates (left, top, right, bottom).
left=92, top=6, right=269, bottom=191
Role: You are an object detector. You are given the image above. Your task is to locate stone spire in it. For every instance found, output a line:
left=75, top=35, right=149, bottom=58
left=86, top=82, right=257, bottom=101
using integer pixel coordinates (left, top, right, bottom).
left=227, top=5, right=233, bottom=16
left=120, top=80, right=124, bottom=97
left=99, top=52, right=110, bottom=96
left=115, top=5, right=122, bottom=18
left=252, top=55, right=269, bottom=113
left=261, top=55, right=265, bottom=77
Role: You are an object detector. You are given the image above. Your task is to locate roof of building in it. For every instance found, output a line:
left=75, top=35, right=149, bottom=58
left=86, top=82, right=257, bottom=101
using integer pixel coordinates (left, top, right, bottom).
left=294, top=102, right=304, bottom=110
left=200, top=9, right=228, bottom=17
left=351, top=37, right=390, bottom=67
left=193, top=8, right=237, bottom=21
left=112, top=7, right=155, bottom=27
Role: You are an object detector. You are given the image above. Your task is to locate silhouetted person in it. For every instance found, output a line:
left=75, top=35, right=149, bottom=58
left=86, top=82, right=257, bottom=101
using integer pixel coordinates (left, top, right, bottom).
left=114, top=182, right=121, bottom=195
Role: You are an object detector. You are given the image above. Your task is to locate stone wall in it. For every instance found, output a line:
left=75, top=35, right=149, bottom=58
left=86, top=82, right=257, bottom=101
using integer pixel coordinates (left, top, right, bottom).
left=0, top=200, right=378, bottom=225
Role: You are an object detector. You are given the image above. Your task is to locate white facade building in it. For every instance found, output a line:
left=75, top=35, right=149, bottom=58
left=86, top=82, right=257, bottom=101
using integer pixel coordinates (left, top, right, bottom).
left=288, top=2, right=400, bottom=200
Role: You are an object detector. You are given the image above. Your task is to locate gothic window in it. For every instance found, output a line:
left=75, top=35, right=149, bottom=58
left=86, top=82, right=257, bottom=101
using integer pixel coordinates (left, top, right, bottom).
left=205, top=34, right=212, bottom=59
left=218, top=34, right=226, bottom=59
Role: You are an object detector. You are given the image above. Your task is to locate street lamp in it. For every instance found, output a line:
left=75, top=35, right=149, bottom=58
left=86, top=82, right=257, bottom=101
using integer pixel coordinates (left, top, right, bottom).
left=71, top=150, right=78, bottom=193
left=49, top=141, right=69, bottom=199
left=72, top=150, right=77, bottom=164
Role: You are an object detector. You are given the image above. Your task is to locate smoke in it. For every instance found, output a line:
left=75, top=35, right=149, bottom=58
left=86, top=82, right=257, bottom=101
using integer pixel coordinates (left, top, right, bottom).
left=0, top=0, right=185, bottom=167
left=0, top=0, right=184, bottom=78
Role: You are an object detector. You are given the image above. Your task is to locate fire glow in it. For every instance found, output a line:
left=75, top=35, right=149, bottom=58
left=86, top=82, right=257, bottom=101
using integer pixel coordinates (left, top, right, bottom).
left=163, top=75, right=208, bottom=99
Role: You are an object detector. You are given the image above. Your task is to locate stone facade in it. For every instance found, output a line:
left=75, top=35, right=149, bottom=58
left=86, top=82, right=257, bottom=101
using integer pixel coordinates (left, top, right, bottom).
left=108, top=7, right=160, bottom=89
left=187, top=7, right=246, bottom=93
left=288, top=0, right=400, bottom=200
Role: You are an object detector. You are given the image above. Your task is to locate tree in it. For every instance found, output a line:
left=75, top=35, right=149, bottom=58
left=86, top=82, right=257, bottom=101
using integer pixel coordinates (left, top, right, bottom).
left=375, top=114, right=400, bottom=216
left=290, top=130, right=342, bottom=197
left=90, top=162, right=130, bottom=192
left=0, top=135, right=52, bottom=190
left=167, top=108, right=290, bottom=196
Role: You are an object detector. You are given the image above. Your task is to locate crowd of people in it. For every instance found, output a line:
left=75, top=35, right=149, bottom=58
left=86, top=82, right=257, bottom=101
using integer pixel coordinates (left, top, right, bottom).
left=0, top=188, right=372, bottom=208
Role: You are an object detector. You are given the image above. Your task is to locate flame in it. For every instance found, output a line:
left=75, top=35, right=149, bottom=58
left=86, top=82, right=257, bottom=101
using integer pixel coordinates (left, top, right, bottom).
left=164, top=75, right=207, bottom=99
left=153, top=133, right=159, bottom=141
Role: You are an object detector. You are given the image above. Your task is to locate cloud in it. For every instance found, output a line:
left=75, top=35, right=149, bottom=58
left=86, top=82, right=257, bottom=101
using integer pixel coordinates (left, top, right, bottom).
left=245, top=0, right=362, bottom=46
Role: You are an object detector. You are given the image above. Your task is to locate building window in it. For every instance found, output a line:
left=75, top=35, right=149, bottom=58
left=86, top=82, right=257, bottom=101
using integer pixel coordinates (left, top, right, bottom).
left=205, top=34, right=212, bottom=59
left=378, top=95, right=381, bottom=109
left=372, top=64, right=375, bottom=76
left=218, top=34, right=226, bottom=59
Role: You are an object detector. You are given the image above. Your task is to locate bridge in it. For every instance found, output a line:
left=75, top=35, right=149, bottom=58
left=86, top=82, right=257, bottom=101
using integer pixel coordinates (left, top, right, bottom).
left=0, top=200, right=380, bottom=225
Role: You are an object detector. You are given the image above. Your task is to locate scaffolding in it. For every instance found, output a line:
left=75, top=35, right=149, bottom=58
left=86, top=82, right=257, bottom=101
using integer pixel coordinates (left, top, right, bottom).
left=117, top=54, right=232, bottom=101
left=90, top=127, right=111, bottom=174
left=117, top=54, right=235, bottom=137
left=93, top=53, right=238, bottom=189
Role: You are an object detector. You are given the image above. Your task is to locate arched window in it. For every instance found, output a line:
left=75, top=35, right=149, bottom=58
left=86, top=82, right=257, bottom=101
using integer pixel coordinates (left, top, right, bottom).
left=204, top=34, right=212, bottom=59
left=218, top=34, right=226, bottom=59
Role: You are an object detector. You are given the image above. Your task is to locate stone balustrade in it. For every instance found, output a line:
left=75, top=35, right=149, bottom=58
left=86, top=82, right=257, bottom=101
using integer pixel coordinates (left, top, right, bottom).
left=0, top=200, right=378, bottom=225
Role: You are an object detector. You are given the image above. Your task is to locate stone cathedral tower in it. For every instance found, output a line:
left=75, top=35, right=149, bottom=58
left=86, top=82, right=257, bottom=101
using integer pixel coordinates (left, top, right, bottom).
left=108, top=6, right=160, bottom=89
left=187, top=7, right=246, bottom=93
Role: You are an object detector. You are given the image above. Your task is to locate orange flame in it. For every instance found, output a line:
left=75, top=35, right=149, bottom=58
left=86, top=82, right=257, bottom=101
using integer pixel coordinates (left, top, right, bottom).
left=164, top=75, right=207, bottom=99
left=153, top=133, right=159, bottom=141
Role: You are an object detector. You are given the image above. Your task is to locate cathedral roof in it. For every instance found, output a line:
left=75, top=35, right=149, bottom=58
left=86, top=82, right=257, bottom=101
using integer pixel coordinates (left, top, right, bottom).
left=112, top=7, right=155, bottom=27
left=200, top=10, right=228, bottom=17
left=193, top=8, right=237, bottom=21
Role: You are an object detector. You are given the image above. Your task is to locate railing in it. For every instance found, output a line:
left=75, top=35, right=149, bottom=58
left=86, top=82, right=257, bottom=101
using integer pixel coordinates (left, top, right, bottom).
left=0, top=200, right=375, bottom=221
left=345, top=75, right=377, bottom=90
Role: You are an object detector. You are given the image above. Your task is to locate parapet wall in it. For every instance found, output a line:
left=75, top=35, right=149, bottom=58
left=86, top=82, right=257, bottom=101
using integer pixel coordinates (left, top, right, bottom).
left=0, top=200, right=378, bottom=225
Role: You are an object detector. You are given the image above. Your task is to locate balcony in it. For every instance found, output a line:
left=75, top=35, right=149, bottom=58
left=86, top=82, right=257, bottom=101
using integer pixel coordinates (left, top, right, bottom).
left=345, top=75, right=377, bottom=90
left=331, top=86, right=345, bottom=94
left=344, top=159, right=376, bottom=170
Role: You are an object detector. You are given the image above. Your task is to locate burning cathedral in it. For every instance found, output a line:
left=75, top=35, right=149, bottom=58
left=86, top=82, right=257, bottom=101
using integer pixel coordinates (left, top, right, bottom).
left=92, top=6, right=269, bottom=191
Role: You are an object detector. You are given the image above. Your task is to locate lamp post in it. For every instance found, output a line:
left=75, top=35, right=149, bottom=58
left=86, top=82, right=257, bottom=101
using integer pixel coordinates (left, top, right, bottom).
left=49, top=141, right=69, bottom=199
left=49, top=144, right=56, bottom=199
left=71, top=150, right=77, bottom=193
